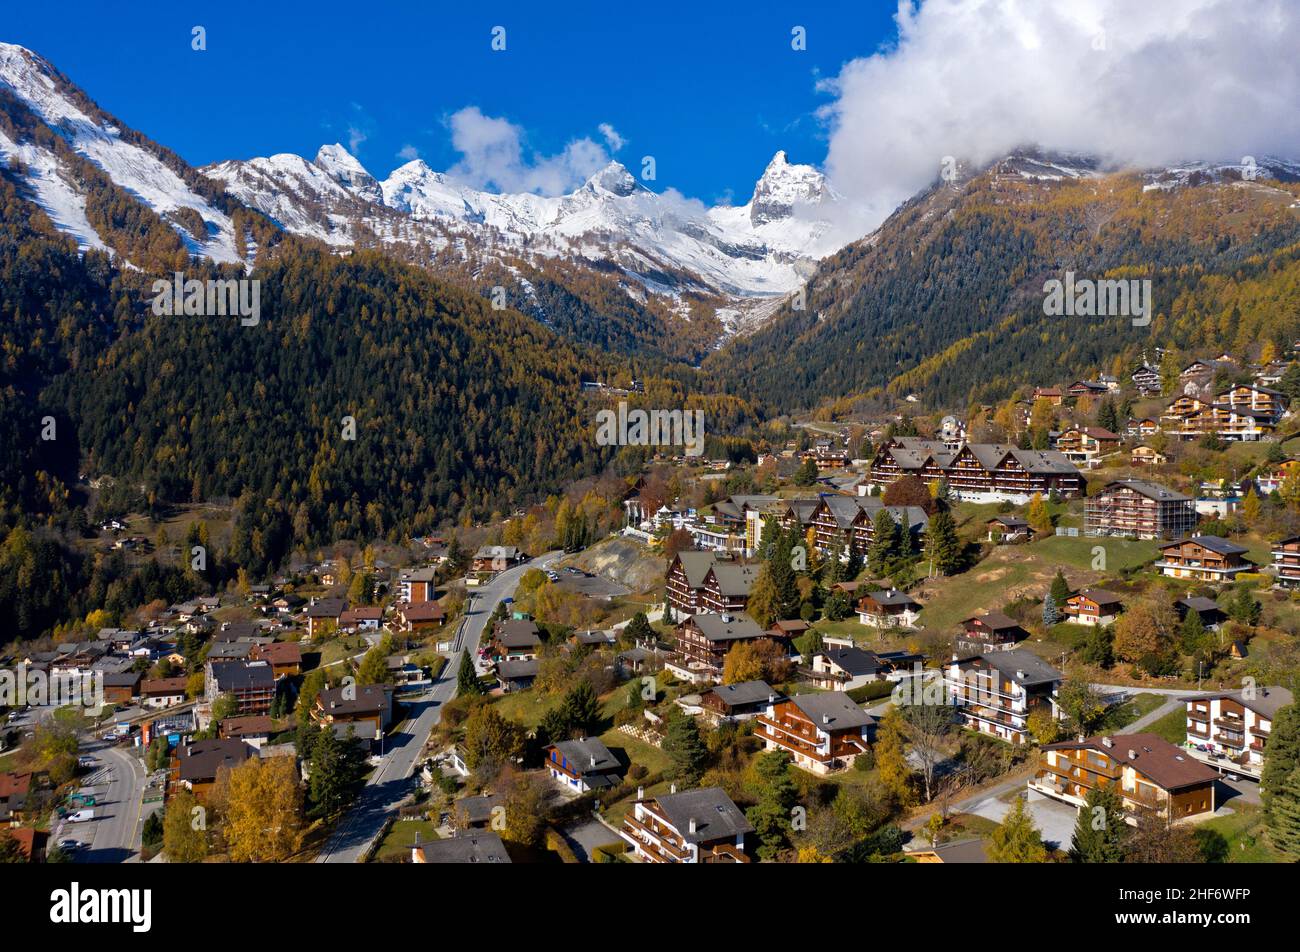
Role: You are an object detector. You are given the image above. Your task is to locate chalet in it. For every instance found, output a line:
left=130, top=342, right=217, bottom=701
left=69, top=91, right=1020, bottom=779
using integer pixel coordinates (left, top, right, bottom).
left=102, top=671, right=141, bottom=705
left=664, top=551, right=759, bottom=618
left=621, top=786, right=751, bottom=863
left=1066, top=380, right=1109, bottom=400
left=471, top=546, right=525, bottom=574
left=765, top=619, right=810, bottom=653
left=1131, top=364, right=1162, bottom=396
left=754, top=693, right=876, bottom=774
left=955, top=611, right=1028, bottom=654
left=1125, top=417, right=1161, bottom=438
left=398, top=566, right=439, bottom=603
left=218, top=715, right=274, bottom=748
left=1031, top=733, right=1217, bottom=823
left=1032, top=386, right=1064, bottom=406
left=395, top=600, right=446, bottom=632
left=495, top=658, right=539, bottom=693
left=1180, top=358, right=1235, bottom=393
left=986, top=515, right=1033, bottom=543
left=306, top=597, right=345, bottom=639
left=806, top=646, right=905, bottom=692
left=1175, top=596, right=1227, bottom=632
left=1055, top=426, right=1121, bottom=464
left=857, top=588, right=921, bottom=628
left=1271, top=535, right=1300, bottom=588
left=205, top=660, right=275, bottom=716
left=0, top=772, right=33, bottom=824
left=253, top=641, right=303, bottom=678
left=339, top=606, right=383, bottom=632
left=140, top=677, right=189, bottom=709
left=452, top=793, right=503, bottom=830
left=208, top=641, right=257, bottom=662
left=668, top=612, right=771, bottom=684
left=488, top=619, right=542, bottom=662
left=700, top=680, right=778, bottom=721
left=945, top=649, right=1063, bottom=745
left=311, top=684, right=394, bottom=742
left=810, top=495, right=928, bottom=560
left=1084, top=480, right=1197, bottom=540
left=544, top=737, right=623, bottom=792
left=1155, top=536, right=1254, bottom=583
left=1063, top=588, right=1124, bottom=627
left=170, top=739, right=255, bottom=801
left=869, top=438, right=1082, bottom=505
left=1182, top=686, right=1294, bottom=778
left=1255, top=459, right=1299, bottom=494
left=413, top=832, right=511, bottom=864
left=1129, top=445, right=1167, bottom=467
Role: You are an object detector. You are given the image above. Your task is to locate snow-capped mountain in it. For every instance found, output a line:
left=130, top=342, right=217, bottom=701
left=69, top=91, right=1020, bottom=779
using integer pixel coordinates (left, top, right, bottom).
left=206, top=143, right=844, bottom=297
left=0, top=42, right=246, bottom=264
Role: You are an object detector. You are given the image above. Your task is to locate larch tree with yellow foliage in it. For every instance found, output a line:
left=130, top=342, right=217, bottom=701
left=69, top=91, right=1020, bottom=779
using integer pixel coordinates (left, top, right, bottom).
left=218, top=756, right=304, bottom=863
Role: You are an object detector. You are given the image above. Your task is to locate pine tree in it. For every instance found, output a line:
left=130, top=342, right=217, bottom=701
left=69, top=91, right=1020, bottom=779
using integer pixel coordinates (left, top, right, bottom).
left=560, top=680, right=601, bottom=736
left=1262, top=704, right=1300, bottom=819
left=1042, top=591, right=1061, bottom=626
left=662, top=710, right=708, bottom=786
left=793, top=457, right=819, bottom=486
left=457, top=650, right=482, bottom=696
left=1050, top=569, right=1071, bottom=605
left=744, top=751, right=799, bottom=861
left=1069, top=786, right=1127, bottom=862
left=1269, top=766, right=1300, bottom=858
left=924, top=509, right=961, bottom=576
left=868, top=509, right=899, bottom=576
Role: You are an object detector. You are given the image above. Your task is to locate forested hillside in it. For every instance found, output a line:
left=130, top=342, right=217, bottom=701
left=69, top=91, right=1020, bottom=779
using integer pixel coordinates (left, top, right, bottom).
left=707, top=160, right=1300, bottom=413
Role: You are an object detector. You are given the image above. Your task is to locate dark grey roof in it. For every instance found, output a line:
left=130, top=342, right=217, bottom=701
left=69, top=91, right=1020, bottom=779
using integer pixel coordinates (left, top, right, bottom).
left=549, top=737, right=620, bottom=775
left=496, top=658, right=540, bottom=680
left=707, top=680, right=776, bottom=708
left=652, top=787, right=753, bottom=843
left=1177, top=596, right=1224, bottom=613
left=685, top=612, right=765, bottom=642
left=1104, top=479, right=1191, bottom=502
left=416, top=833, right=511, bottom=864
left=981, top=649, right=1064, bottom=686
left=789, top=692, right=876, bottom=731
left=208, top=660, right=275, bottom=691
left=817, top=646, right=886, bottom=677
left=1162, top=535, right=1249, bottom=555
left=495, top=619, right=541, bottom=648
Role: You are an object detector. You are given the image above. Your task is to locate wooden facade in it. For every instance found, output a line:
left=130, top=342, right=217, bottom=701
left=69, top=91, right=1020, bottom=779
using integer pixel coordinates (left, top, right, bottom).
left=1084, top=480, right=1196, bottom=540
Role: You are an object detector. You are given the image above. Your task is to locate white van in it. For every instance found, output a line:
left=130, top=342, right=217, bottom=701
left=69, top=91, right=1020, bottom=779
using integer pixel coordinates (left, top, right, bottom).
left=66, top=809, right=95, bottom=823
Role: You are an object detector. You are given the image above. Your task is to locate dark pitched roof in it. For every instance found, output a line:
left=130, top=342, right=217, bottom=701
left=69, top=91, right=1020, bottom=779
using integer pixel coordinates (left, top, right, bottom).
left=416, top=832, right=511, bottom=864
left=1180, top=686, right=1293, bottom=720
left=652, top=787, right=753, bottom=843
left=548, top=737, right=621, bottom=776
left=175, top=739, right=255, bottom=782
left=706, top=680, right=777, bottom=708
left=788, top=692, right=876, bottom=731
left=979, top=649, right=1064, bottom=687
left=494, top=619, right=541, bottom=648
left=316, top=683, right=390, bottom=717
left=684, top=612, right=765, bottom=642
left=817, top=646, right=886, bottom=677
left=208, top=660, right=275, bottom=692
left=1103, top=479, right=1191, bottom=502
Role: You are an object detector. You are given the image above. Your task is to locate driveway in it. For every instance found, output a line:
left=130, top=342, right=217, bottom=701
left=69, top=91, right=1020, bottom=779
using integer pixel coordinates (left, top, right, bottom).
left=966, top=788, right=1080, bottom=851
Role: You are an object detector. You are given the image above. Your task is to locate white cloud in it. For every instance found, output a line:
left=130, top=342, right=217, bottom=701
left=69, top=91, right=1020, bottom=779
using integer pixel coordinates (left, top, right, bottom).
left=598, top=122, right=626, bottom=152
left=346, top=124, right=367, bottom=155
left=821, top=0, right=1300, bottom=232
left=445, top=107, right=615, bottom=195
left=396, top=144, right=421, bottom=161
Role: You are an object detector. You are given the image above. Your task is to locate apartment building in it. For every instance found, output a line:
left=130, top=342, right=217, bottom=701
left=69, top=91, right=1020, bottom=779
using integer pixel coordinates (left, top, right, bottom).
left=809, top=495, right=928, bottom=559
left=1084, top=479, right=1197, bottom=540
left=945, top=649, right=1063, bottom=745
left=668, top=612, right=771, bottom=684
left=664, top=551, right=759, bottom=618
left=620, top=786, right=751, bottom=863
left=1155, top=536, right=1254, bottom=583
left=754, top=693, right=876, bottom=774
left=1183, top=686, right=1294, bottom=778
left=1271, top=535, right=1300, bottom=589
left=1030, top=733, right=1217, bottom=823
left=869, top=438, right=1083, bottom=505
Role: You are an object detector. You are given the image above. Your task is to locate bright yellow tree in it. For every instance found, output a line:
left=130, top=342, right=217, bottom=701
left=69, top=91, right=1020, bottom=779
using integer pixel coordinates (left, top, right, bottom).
left=220, top=756, right=304, bottom=863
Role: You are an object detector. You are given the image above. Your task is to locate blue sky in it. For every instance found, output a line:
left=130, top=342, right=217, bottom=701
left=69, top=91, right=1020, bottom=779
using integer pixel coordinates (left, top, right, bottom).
left=5, top=0, right=898, bottom=203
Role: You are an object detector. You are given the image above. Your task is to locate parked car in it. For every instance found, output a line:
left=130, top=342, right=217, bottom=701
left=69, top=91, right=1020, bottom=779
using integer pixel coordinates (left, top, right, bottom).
left=65, top=809, right=95, bottom=823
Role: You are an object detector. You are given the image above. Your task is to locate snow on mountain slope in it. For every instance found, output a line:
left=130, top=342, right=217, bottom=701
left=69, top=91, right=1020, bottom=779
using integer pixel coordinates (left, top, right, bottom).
left=208, top=143, right=843, bottom=297
left=0, top=126, right=107, bottom=252
left=0, top=42, right=243, bottom=265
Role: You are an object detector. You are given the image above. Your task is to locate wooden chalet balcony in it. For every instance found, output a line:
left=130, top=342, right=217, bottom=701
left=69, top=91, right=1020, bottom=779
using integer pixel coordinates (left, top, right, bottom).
left=623, top=813, right=692, bottom=862
left=1214, top=716, right=1245, bottom=730
left=703, top=843, right=749, bottom=863
left=754, top=717, right=831, bottom=761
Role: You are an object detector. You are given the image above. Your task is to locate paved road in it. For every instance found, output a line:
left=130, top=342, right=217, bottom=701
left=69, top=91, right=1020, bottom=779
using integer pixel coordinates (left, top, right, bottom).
left=315, top=551, right=560, bottom=863
left=60, top=740, right=148, bottom=864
